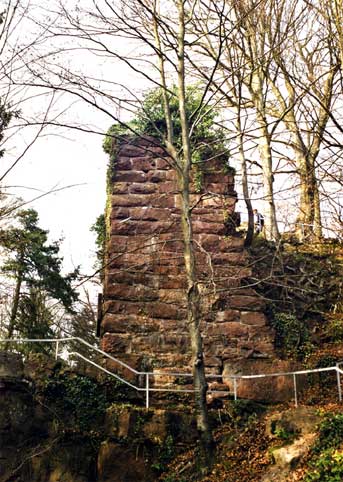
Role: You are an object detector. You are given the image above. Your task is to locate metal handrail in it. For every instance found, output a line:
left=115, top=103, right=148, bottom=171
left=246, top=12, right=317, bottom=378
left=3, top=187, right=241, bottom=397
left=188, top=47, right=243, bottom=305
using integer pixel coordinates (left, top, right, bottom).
left=1, top=337, right=342, bottom=408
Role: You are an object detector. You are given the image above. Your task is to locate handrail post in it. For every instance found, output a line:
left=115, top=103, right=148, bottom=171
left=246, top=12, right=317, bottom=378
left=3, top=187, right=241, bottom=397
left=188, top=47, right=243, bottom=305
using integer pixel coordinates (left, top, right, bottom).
left=336, top=365, right=342, bottom=403
left=55, top=341, right=59, bottom=360
left=233, top=378, right=237, bottom=401
left=293, top=374, right=298, bottom=407
left=145, top=373, right=149, bottom=409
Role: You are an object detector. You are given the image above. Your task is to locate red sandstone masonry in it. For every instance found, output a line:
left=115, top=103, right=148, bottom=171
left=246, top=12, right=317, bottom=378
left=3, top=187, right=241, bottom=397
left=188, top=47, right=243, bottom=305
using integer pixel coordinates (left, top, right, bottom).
left=101, top=136, right=276, bottom=382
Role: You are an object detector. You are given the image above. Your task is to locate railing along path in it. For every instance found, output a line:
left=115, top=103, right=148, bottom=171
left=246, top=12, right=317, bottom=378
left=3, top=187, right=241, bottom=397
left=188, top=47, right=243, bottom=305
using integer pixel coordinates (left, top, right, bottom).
left=1, top=337, right=342, bottom=409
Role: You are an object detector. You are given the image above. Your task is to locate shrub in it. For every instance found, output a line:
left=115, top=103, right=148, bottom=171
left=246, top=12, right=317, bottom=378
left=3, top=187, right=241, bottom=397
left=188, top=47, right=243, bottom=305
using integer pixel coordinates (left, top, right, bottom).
left=271, top=312, right=312, bottom=359
left=305, top=413, right=343, bottom=481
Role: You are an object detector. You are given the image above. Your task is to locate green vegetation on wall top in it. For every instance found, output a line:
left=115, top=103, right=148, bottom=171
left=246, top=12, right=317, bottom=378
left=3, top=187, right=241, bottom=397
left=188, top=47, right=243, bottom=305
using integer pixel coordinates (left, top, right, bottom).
left=102, top=85, right=230, bottom=170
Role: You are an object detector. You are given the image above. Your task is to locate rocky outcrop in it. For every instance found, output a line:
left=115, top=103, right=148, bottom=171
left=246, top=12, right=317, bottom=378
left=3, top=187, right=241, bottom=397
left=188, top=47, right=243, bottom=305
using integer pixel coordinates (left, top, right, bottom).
left=101, top=136, right=278, bottom=398
left=261, top=407, right=321, bottom=481
left=0, top=352, right=197, bottom=482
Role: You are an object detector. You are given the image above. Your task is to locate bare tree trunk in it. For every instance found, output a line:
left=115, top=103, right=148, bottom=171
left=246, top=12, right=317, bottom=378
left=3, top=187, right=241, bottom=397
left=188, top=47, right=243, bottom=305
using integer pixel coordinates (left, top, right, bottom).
left=236, top=116, right=254, bottom=246
left=176, top=0, right=213, bottom=464
left=178, top=171, right=213, bottom=461
left=256, top=118, right=280, bottom=241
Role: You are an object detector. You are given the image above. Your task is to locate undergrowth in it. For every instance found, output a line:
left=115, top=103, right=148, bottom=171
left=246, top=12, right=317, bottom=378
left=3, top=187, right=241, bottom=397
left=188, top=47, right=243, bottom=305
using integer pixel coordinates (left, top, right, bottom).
left=305, top=413, right=343, bottom=481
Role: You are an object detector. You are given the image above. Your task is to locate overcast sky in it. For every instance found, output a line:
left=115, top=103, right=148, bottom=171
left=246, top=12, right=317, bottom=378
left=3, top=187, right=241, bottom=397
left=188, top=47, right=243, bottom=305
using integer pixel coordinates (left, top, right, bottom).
left=2, top=121, right=108, bottom=277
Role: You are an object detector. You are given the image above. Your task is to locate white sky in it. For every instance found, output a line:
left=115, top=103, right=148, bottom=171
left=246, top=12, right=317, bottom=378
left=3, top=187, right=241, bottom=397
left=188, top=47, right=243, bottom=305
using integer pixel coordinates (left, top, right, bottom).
left=2, top=123, right=108, bottom=276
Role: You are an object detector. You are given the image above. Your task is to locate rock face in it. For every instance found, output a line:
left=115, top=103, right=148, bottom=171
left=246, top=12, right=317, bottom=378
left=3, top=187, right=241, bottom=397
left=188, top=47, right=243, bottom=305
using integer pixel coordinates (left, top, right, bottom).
left=0, top=352, right=197, bottom=482
left=101, top=136, right=276, bottom=395
left=261, top=407, right=321, bottom=482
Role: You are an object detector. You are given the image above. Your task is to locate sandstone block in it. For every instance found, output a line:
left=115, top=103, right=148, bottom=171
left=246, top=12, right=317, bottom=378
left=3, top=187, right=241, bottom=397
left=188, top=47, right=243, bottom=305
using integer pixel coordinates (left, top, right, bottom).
left=102, top=314, right=159, bottom=334
left=106, top=283, right=158, bottom=301
left=110, top=207, right=130, bottom=220
left=222, top=359, right=304, bottom=402
left=130, top=157, right=154, bottom=171
left=248, top=325, right=274, bottom=341
left=111, top=194, right=151, bottom=207
left=207, top=322, right=248, bottom=337
left=110, top=220, right=174, bottom=235
left=192, top=221, right=226, bottom=235
left=215, top=266, right=252, bottom=278
left=97, top=440, right=151, bottom=482
left=147, top=302, right=186, bottom=320
left=272, top=433, right=316, bottom=468
left=241, top=311, right=267, bottom=326
left=205, top=356, right=223, bottom=367
left=205, top=183, right=230, bottom=194
left=105, top=354, right=144, bottom=383
left=155, top=157, right=170, bottom=169
left=112, top=182, right=129, bottom=194
left=101, top=333, right=131, bottom=354
left=206, top=173, right=230, bottom=183
left=165, top=170, right=176, bottom=180
left=158, top=181, right=178, bottom=194
left=215, top=310, right=241, bottom=322
left=103, top=300, right=147, bottom=316
left=118, top=144, right=149, bottom=157
left=128, top=182, right=158, bottom=194
left=229, top=295, right=265, bottom=311
left=146, top=170, right=169, bottom=182
left=158, top=289, right=186, bottom=304
left=115, top=171, right=147, bottom=183
left=201, top=196, right=229, bottom=208
left=115, top=157, right=132, bottom=170
left=157, top=276, right=186, bottom=289
left=129, top=207, right=172, bottom=221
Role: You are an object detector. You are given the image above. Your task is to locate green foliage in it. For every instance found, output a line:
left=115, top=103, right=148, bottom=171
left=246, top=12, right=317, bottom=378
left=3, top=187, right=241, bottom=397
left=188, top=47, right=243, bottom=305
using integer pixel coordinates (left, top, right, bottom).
left=305, top=413, right=343, bottom=481
left=271, top=312, right=312, bottom=359
left=312, top=413, right=343, bottom=454
left=90, top=213, right=106, bottom=274
left=326, top=318, right=343, bottom=342
left=102, top=122, right=136, bottom=155
left=305, top=449, right=343, bottom=481
left=43, top=372, right=108, bottom=431
left=0, top=209, right=79, bottom=310
left=0, top=209, right=79, bottom=341
left=273, top=426, right=297, bottom=443
left=135, top=85, right=227, bottom=168
left=151, top=435, right=175, bottom=473
left=16, top=288, right=55, bottom=353
left=222, top=400, right=266, bottom=428
left=102, top=85, right=229, bottom=190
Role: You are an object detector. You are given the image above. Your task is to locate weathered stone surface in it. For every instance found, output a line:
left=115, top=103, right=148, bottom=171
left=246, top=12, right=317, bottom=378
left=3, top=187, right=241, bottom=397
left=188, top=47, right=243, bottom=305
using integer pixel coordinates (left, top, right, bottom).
left=229, top=295, right=266, bottom=311
left=106, top=283, right=158, bottom=301
left=215, top=310, right=241, bottom=322
left=207, top=322, right=248, bottom=337
left=102, top=315, right=159, bottom=334
left=241, top=311, right=268, bottom=326
left=97, top=441, right=151, bottom=482
left=222, top=360, right=304, bottom=402
left=115, top=170, right=147, bottom=183
left=129, top=182, right=158, bottom=194
left=265, top=407, right=321, bottom=438
left=272, top=433, right=317, bottom=468
left=192, top=221, right=227, bottom=235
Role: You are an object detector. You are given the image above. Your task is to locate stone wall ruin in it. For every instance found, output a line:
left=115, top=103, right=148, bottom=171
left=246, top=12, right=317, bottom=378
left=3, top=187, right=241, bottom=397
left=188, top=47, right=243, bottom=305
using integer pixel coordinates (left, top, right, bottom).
left=101, top=136, right=281, bottom=396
